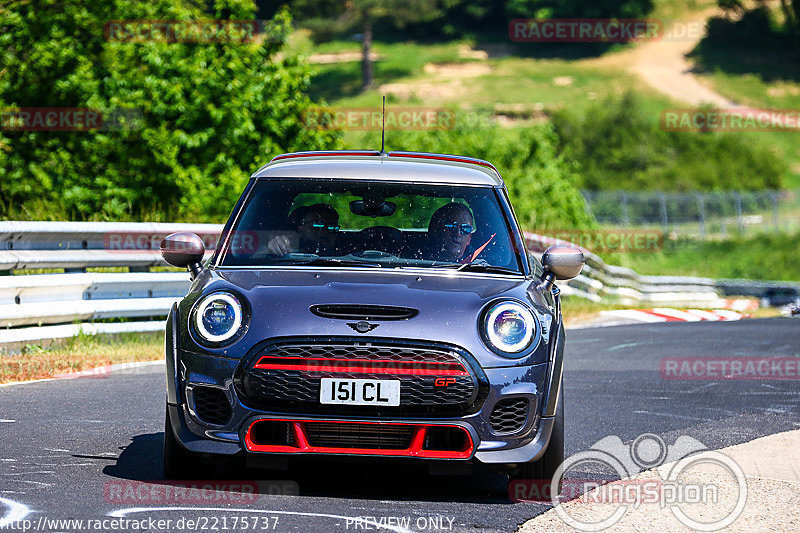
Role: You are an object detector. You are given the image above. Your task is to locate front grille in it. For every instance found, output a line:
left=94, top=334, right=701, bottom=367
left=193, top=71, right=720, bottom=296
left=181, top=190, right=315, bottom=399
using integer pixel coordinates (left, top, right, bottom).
left=266, top=343, right=458, bottom=363
left=489, top=398, right=529, bottom=434
left=235, top=341, right=482, bottom=416
left=192, top=386, right=232, bottom=425
left=304, top=422, right=414, bottom=449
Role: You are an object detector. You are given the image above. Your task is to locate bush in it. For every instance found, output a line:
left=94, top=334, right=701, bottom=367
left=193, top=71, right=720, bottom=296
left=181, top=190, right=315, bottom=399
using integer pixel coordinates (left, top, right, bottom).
left=551, top=92, right=786, bottom=192
left=0, top=0, right=341, bottom=222
left=345, top=112, right=595, bottom=230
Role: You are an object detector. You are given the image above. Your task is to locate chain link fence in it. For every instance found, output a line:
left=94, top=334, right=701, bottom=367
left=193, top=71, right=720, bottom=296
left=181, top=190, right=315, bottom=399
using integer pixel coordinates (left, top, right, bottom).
left=582, top=189, right=800, bottom=237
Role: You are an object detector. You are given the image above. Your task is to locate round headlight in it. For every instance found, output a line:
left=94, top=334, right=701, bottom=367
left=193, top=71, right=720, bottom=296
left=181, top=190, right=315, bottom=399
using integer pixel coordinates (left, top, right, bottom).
left=484, top=301, right=536, bottom=354
left=194, top=292, right=243, bottom=343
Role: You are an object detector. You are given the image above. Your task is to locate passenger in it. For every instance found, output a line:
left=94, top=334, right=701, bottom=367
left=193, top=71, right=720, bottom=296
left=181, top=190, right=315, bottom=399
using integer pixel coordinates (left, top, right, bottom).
left=426, top=203, right=476, bottom=262
left=266, top=203, right=340, bottom=255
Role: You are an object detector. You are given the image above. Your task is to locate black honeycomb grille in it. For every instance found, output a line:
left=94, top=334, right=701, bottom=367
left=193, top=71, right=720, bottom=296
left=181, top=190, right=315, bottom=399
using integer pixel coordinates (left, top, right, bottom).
left=192, top=386, right=232, bottom=425
left=489, top=398, right=529, bottom=434
left=269, top=343, right=458, bottom=363
left=235, top=341, right=481, bottom=416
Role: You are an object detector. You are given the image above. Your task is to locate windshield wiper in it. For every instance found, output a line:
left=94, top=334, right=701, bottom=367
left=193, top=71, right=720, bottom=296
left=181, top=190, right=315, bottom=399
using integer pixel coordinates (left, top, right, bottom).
left=429, top=261, right=520, bottom=275
left=282, top=257, right=383, bottom=268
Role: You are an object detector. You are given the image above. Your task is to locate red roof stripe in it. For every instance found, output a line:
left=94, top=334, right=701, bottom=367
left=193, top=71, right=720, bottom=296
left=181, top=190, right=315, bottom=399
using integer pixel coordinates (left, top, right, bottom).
left=269, top=151, right=499, bottom=174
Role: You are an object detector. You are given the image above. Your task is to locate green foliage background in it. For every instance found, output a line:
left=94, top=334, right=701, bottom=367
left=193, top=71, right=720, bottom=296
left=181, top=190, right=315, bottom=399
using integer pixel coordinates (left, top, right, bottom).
left=0, top=0, right=341, bottom=222
left=1, top=0, right=596, bottom=231
left=346, top=112, right=595, bottom=230
left=551, top=92, right=786, bottom=192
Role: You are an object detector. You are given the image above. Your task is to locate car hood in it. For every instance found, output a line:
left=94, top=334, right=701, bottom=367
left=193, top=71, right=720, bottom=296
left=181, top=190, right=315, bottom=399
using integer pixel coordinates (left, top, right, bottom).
left=185, top=268, right=554, bottom=367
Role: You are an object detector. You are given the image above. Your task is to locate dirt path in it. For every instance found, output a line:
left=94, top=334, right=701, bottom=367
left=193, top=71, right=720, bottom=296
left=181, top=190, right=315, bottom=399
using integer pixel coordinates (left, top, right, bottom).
left=588, top=9, right=736, bottom=107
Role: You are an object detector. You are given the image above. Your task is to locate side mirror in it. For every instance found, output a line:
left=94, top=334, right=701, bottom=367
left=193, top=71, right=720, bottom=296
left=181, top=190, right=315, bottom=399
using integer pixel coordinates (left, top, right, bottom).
left=160, top=232, right=205, bottom=279
left=539, top=245, right=584, bottom=291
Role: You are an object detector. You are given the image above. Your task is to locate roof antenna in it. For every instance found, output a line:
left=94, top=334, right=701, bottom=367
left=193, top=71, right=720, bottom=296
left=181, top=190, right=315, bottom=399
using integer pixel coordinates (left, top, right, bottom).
left=379, top=95, right=387, bottom=155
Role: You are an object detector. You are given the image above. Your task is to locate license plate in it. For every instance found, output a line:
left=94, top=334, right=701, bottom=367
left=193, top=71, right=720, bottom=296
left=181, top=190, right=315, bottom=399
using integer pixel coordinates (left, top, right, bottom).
left=320, top=378, right=400, bottom=406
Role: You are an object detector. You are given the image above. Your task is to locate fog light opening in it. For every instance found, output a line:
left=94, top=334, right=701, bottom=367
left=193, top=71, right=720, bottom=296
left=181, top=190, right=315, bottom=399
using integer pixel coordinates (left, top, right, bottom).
left=422, top=426, right=470, bottom=452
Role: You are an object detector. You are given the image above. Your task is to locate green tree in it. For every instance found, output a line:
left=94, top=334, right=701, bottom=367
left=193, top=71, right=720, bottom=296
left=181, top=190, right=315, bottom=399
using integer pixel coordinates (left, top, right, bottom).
left=718, top=0, right=799, bottom=34
left=0, top=0, right=341, bottom=221
left=348, top=1, right=444, bottom=90
left=551, top=92, right=786, bottom=192
left=260, top=0, right=445, bottom=90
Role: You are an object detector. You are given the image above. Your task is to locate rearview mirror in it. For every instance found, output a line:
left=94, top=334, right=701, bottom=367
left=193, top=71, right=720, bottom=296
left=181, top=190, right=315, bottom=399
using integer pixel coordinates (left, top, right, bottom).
left=539, top=245, right=584, bottom=291
left=350, top=199, right=396, bottom=217
left=160, top=232, right=205, bottom=279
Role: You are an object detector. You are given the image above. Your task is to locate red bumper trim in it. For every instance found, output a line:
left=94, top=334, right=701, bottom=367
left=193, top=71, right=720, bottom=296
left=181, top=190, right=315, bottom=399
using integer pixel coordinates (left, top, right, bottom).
left=244, top=419, right=474, bottom=459
left=253, top=356, right=469, bottom=376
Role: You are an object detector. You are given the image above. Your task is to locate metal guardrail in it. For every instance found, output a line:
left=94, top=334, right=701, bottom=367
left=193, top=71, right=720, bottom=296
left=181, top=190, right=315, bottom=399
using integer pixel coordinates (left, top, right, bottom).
left=0, top=221, right=221, bottom=270
left=527, top=233, right=732, bottom=306
left=0, top=222, right=222, bottom=346
left=0, top=222, right=790, bottom=346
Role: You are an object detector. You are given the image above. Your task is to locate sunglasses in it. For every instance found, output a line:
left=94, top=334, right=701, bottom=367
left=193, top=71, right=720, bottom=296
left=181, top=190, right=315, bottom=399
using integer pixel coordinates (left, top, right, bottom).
left=303, top=222, right=340, bottom=231
left=442, top=222, right=475, bottom=235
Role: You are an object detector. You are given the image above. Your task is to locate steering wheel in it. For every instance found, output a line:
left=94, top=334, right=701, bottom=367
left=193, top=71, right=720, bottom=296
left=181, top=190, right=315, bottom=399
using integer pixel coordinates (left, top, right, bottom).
left=358, top=226, right=401, bottom=253
left=352, top=250, right=397, bottom=259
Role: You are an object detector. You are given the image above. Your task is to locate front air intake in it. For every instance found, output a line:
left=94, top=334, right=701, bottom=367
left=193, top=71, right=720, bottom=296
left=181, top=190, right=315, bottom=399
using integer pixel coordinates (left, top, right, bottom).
left=245, top=419, right=474, bottom=458
left=310, top=304, right=418, bottom=321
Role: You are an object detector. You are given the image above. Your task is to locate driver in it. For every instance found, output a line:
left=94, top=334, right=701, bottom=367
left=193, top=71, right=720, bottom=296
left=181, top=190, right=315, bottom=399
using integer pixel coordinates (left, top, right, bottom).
left=266, top=203, right=340, bottom=255
left=426, top=203, right=475, bottom=262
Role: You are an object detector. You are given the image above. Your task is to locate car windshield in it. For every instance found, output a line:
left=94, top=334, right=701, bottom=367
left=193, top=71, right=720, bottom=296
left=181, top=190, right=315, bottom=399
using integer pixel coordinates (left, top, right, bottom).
left=217, top=179, right=523, bottom=273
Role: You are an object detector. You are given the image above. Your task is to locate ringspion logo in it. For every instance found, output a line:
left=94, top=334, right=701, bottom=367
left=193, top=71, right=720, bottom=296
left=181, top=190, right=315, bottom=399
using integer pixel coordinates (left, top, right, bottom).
left=511, top=433, right=747, bottom=531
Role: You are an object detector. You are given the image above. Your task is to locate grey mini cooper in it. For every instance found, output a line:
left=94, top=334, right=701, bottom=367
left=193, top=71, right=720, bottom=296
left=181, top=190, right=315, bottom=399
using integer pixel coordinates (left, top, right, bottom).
left=160, top=150, right=584, bottom=490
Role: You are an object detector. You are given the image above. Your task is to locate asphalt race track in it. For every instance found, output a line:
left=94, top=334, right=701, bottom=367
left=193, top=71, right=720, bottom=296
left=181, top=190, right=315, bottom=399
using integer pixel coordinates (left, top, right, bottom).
left=1, top=318, right=798, bottom=532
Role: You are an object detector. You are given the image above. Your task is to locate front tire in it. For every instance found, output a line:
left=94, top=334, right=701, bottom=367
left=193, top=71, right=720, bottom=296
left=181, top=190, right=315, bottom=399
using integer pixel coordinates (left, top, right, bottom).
left=510, top=389, right=564, bottom=495
left=163, top=404, right=197, bottom=479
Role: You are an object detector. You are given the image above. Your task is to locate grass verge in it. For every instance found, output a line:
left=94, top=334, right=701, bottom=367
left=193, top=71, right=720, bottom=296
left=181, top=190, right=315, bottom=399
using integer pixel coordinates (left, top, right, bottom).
left=0, top=331, right=162, bottom=384
left=608, top=231, right=800, bottom=280
left=561, top=297, right=641, bottom=327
